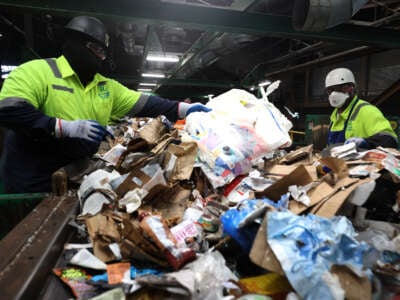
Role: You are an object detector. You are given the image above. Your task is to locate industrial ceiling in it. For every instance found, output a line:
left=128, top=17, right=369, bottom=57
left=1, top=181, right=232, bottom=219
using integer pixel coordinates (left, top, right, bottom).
left=1, top=0, right=400, bottom=101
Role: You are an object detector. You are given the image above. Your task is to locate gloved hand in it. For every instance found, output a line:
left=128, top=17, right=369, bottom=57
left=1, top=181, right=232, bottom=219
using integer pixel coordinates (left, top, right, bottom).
left=345, top=137, right=368, bottom=148
left=54, top=119, right=109, bottom=143
left=178, top=102, right=211, bottom=118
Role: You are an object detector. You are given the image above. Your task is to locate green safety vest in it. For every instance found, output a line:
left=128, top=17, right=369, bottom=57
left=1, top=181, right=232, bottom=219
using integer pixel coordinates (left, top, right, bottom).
left=329, top=95, right=396, bottom=140
left=0, top=55, right=142, bottom=126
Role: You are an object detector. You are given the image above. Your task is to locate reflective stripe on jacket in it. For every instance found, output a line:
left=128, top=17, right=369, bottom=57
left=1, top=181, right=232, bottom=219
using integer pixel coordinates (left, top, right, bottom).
left=328, top=95, right=396, bottom=145
left=0, top=55, right=143, bottom=126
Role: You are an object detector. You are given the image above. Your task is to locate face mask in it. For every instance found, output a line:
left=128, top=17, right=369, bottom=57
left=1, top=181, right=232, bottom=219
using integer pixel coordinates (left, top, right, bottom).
left=62, top=40, right=104, bottom=85
left=328, top=91, right=349, bottom=108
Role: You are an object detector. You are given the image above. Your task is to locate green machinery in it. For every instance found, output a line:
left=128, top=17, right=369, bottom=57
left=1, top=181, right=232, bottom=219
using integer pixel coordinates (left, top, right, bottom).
left=0, top=181, right=49, bottom=238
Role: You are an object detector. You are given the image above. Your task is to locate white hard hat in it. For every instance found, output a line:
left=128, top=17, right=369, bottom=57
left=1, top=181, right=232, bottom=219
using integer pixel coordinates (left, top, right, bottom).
left=325, top=68, right=356, bottom=88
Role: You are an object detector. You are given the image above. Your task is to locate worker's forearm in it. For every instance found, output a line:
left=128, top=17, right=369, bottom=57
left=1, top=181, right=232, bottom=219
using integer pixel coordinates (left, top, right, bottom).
left=127, top=95, right=179, bottom=122
left=365, top=132, right=398, bottom=149
left=0, top=97, right=55, bottom=137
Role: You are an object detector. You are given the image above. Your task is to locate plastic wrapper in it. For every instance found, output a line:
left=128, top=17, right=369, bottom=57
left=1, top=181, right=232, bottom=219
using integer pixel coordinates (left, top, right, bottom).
left=186, top=250, right=238, bottom=300
left=53, top=267, right=98, bottom=299
left=383, top=153, right=400, bottom=178
left=221, top=195, right=289, bottom=252
left=238, top=273, right=292, bottom=296
left=101, top=144, right=127, bottom=166
left=78, top=169, right=119, bottom=202
left=69, top=248, right=107, bottom=270
left=140, top=214, right=196, bottom=270
left=106, top=262, right=131, bottom=284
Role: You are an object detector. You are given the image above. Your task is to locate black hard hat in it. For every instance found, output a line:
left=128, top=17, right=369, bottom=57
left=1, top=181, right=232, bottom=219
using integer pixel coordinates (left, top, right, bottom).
left=65, top=16, right=109, bottom=47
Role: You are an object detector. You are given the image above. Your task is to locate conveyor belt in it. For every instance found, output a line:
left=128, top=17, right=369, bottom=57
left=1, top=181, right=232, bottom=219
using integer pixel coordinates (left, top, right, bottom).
left=0, top=195, right=79, bottom=299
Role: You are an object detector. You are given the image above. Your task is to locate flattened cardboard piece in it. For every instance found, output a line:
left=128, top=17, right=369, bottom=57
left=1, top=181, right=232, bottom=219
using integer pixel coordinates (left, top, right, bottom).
left=249, top=214, right=284, bottom=275
left=118, top=153, right=154, bottom=175
left=310, top=177, right=358, bottom=215
left=141, top=184, right=171, bottom=205
left=165, top=142, right=198, bottom=182
left=85, top=212, right=122, bottom=262
left=331, top=265, right=371, bottom=300
left=191, top=167, right=214, bottom=197
left=255, top=165, right=313, bottom=201
left=289, top=181, right=334, bottom=214
left=85, top=213, right=120, bottom=241
left=122, top=219, right=161, bottom=257
left=320, top=157, right=349, bottom=179
left=139, top=117, right=167, bottom=145
left=151, top=133, right=177, bottom=155
left=313, top=177, right=373, bottom=218
left=115, top=137, right=150, bottom=172
left=265, top=164, right=318, bottom=181
left=119, top=238, right=169, bottom=267
left=279, top=144, right=313, bottom=165
left=92, top=238, right=117, bottom=262
left=115, top=167, right=152, bottom=197
left=141, top=185, right=191, bottom=225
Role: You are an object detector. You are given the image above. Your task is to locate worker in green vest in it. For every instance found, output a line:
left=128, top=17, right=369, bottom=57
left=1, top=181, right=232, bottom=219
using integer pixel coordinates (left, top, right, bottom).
left=325, top=67, right=397, bottom=149
left=0, top=16, right=210, bottom=193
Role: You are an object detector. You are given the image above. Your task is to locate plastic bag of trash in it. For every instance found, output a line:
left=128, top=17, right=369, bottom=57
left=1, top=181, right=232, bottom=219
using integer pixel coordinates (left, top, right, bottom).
left=185, top=89, right=292, bottom=186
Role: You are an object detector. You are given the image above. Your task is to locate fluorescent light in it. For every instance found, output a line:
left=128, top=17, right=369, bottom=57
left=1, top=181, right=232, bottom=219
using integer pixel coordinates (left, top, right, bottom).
left=138, top=88, right=153, bottom=92
left=142, top=73, right=165, bottom=78
left=1, top=65, right=17, bottom=79
left=139, top=82, right=157, bottom=86
left=1, top=65, right=17, bottom=72
left=258, top=80, right=271, bottom=87
left=146, top=55, right=179, bottom=62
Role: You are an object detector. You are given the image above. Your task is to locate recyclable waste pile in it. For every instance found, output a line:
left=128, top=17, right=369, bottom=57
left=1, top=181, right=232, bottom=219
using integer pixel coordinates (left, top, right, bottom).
left=52, top=89, right=400, bottom=300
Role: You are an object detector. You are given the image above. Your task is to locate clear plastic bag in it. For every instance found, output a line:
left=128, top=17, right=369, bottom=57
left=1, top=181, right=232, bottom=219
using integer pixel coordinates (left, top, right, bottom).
left=185, top=89, right=292, bottom=185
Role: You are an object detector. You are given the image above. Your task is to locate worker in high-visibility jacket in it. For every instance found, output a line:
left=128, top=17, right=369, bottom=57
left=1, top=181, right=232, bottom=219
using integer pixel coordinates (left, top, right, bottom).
left=0, top=16, right=210, bottom=193
left=325, top=67, right=397, bottom=149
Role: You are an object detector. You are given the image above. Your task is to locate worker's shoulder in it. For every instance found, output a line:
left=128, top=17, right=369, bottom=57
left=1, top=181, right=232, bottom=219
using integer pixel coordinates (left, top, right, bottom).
left=16, top=58, right=53, bottom=72
left=356, top=98, right=383, bottom=115
left=96, top=74, right=129, bottom=89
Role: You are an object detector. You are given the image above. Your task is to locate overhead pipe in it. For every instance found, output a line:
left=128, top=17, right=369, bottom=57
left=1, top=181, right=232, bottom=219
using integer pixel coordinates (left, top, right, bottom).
left=263, top=45, right=381, bottom=78
left=259, top=0, right=295, bottom=15
left=292, top=0, right=369, bottom=31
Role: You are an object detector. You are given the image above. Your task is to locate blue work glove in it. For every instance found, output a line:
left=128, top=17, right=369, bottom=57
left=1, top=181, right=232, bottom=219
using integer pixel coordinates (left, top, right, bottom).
left=54, top=119, right=109, bottom=143
left=178, top=102, right=211, bottom=118
left=345, top=137, right=368, bottom=148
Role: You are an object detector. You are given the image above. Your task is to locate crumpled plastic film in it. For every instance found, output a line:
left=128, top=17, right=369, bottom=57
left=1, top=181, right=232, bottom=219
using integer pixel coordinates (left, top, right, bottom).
left=266, top=211, right=373, bottom=300
left=186, top=251, right=238, bottom=300
left=221, top=195, right=289, bottom=253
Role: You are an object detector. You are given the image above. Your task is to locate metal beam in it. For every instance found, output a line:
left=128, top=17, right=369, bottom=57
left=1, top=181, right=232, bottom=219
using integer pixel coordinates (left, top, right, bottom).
left=165, top=31, right=224, bottom=78
left=263, top=46, right=385, bottom=79
left=372, top=78, right=400, bottom=106
left=115, top=75, right=239, bottom=88
left=1, top=0, right=400, bottom=47
left=230, top=0, right=262, bottom=11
